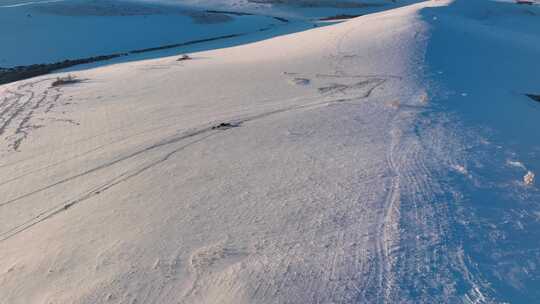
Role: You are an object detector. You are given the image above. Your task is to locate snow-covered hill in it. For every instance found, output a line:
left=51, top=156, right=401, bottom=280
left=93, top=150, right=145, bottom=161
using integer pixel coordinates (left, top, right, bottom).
left=0, top=0, right=420, bottom=68
left=1, top=0, right=539, bottom=303
left=0, top=0, right=290, bottom=68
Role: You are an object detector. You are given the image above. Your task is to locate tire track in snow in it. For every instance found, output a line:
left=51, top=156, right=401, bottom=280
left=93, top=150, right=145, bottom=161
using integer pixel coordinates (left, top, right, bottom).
left=386, top=105, right=497, bottom=303
left=318, top=15, right=491, bottom=302
left=0, top=133, right=215, bottom=242
left=176, top=25, right=414, bottom=303
left=330, top=25, right=402, bottom=303
left=0, top=78, right=391, bottom=241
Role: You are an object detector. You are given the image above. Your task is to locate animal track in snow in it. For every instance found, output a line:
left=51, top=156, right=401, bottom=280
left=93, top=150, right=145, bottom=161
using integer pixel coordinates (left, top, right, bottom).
left=0, top=78, right=80, bottom=153
left=284, top=71, right=391, bottom=99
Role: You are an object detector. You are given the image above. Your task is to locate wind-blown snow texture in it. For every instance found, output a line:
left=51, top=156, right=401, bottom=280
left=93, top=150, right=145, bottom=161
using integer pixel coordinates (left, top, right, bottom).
left=1, top=0, right=539, bottom=303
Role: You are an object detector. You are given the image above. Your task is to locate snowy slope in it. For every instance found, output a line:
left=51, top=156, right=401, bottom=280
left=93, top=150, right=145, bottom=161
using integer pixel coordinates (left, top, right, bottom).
left=1, top=0, right=540, bottom=303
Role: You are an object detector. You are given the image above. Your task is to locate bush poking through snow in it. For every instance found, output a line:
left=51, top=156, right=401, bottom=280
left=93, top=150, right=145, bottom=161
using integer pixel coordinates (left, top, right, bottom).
left=52, top=75, right=81, bottom=87
left=177, top=54, right=192, bottom=61
left=524, top=171, right=535, bottom=185
left=212, top=122, right=240, bottom=130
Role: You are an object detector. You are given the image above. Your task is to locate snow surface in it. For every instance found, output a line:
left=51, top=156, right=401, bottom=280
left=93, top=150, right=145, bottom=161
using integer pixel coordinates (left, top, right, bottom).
left=1, top=0, right=540, bottom=303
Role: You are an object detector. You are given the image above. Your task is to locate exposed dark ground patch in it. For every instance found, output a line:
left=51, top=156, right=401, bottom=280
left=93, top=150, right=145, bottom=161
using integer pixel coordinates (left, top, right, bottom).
left=211, top=122, right=241, bottom=130
left=206, top=10, right=254, bottom=16
left=320, top=14, right=363, bottom=20
left=129, top=34, right=241, bottom=54
left=51, top=75, right=83, bottom=87
left=177, top=55, right=192, bottom=61
left=273, top=16, right=289, bottom=22
left=0, top=54, right=126, bottom=86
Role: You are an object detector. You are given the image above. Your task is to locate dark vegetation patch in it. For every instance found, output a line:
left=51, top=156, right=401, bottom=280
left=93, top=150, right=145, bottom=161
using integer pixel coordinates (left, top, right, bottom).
left=51, top=75, right=81, bottom=87
left=212, top=122, right=241, bottom=130
left=0, top=33, right=243, bottom=86
left=128, top=33, right=241, bottom=54
left=273, top=16, right=289, bottom=22
left=177, top=54, right=192, bottom=61
left=526, top=93, right=540, bottom=102
left=0, top=54, right=126, bottom=86
left=320, top=14, right=362, bottom=21
left=516, top=0, right=535, bottom=5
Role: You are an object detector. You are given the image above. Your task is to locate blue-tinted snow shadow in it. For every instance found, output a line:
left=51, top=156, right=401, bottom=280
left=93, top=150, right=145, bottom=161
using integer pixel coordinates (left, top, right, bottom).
left=411, top=0, right=540, bottom=302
